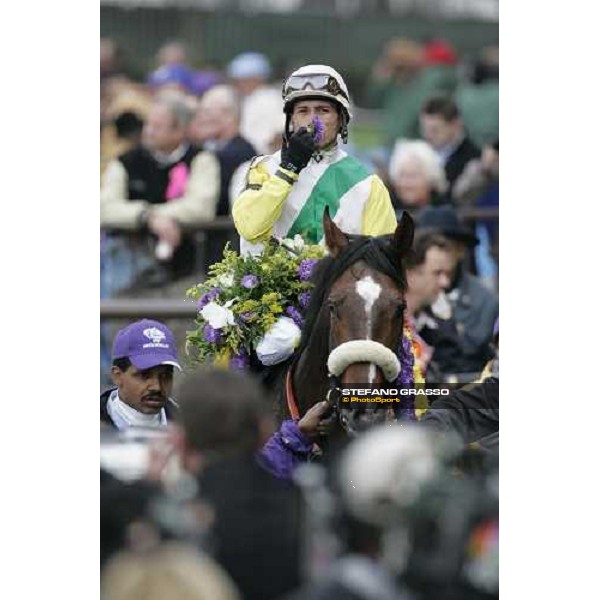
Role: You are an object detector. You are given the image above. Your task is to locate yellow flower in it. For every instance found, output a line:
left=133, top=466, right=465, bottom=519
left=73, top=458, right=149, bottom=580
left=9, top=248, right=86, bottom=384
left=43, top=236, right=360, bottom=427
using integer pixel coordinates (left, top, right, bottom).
left=261, top=292, right=279, bottom=304
left=214, top=348, right=231, bottom=370
left=269, top=303, right=283, bottom=314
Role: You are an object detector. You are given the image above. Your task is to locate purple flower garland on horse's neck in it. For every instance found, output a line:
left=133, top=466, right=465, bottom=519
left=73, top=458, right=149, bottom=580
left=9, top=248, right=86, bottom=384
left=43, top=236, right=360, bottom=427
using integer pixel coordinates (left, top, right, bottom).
left=396, top=333, right=417, bottom=420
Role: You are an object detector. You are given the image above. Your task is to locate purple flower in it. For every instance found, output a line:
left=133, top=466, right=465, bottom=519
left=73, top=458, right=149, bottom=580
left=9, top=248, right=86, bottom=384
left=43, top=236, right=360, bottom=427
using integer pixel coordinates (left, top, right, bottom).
left=312, top=116, right=325, bottom=144
left=197, top=287, right=220, bottom=310
left=286, top=305, right=304, bottom=328
left=230, top=349, right=249, bottom=370
left=241, top=274, right=259, bottom=289
left=397, top=334, right=415, bottom=387
left=298, top=259, right=318, bottom=282
left=240, top=311, right=256, bottom=323
left=394, top=332, right=416, bottom=420
left=203, top=324, right=222, bottom=344
left=298, top=291, right=311, bottom=310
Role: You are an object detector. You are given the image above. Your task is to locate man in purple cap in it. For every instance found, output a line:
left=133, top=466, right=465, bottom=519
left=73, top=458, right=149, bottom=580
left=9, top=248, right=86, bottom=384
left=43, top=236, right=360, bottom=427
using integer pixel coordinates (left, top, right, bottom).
left=100, top=319, right=181, bottom=430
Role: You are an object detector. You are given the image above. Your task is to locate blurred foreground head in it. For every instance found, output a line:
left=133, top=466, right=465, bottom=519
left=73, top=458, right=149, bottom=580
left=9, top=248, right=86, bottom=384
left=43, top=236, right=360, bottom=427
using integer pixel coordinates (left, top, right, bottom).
left=334, top=422, right=497, bottom=595
left=175, top=368, right=272, bottom=473
left=102, top=542, right=240, bottom=600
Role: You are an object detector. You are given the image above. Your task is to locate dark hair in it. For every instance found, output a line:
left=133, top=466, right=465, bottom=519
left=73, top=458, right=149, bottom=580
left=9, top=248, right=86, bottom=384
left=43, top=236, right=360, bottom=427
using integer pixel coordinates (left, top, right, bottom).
left=404, top=231, right=451, bottom=270
left=112, top=357, right=132, bottom=372
left=421, top=95, right=460, bottom=122
left=114, top=111, right=144, bottom=140
left=175, top=368, right=270, bottom=458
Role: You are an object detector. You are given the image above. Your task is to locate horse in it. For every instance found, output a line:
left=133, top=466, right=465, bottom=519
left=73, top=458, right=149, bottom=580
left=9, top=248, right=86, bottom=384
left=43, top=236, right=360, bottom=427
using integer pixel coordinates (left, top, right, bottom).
left=278, top=207, right=415, bottom=439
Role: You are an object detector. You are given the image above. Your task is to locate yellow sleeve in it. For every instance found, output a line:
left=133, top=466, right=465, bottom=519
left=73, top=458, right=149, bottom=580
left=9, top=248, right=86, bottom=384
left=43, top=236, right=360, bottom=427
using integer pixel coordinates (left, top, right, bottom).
left=361, top=175, right=398, bottom=236
left=232, top=159, right=298, bottom=244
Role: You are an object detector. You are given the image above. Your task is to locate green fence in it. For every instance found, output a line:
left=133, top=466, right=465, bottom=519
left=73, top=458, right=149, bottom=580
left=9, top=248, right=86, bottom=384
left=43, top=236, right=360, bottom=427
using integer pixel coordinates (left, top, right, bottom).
left=101, top=6, right=498, bottom=87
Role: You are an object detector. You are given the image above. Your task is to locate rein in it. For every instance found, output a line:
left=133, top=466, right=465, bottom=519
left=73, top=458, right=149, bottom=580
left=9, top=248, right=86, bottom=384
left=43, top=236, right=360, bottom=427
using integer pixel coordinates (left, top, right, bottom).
left=285, top=365, right=344, bottom=420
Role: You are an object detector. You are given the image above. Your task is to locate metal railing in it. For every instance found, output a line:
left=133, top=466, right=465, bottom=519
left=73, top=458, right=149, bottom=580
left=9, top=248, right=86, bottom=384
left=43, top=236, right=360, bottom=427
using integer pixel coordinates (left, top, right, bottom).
left=100, top=206, right=497, bottom=320
left=101, top=298, right=198, bottom=319
left=101, top=206, right=498, bottom=235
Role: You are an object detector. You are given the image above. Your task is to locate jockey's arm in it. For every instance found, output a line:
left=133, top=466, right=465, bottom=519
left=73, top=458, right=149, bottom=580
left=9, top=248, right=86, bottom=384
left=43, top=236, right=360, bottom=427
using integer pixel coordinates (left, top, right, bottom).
left=361, top=175, right=398, bottom=236
left=232, top=159, right=299, bottom=244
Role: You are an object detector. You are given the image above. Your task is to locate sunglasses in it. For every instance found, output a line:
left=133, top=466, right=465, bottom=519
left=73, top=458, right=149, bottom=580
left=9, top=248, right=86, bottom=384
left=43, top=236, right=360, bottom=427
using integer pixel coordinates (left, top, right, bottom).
left=283, top=74, right=348, bottom=101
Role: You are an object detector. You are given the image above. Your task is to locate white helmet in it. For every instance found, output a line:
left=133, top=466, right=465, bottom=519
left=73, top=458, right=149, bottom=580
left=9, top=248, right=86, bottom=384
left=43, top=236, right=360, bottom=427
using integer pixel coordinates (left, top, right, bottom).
left=282, top=64, right=352, bottom=119
left=338, top=424, right=459, bottom=527
left=282, top=64, right=352, bottom=143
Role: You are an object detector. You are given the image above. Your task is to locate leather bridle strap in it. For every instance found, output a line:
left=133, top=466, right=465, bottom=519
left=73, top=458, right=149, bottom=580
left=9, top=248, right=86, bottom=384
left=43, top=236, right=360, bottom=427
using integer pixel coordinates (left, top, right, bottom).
left=285, top=368, right=301, bottom=420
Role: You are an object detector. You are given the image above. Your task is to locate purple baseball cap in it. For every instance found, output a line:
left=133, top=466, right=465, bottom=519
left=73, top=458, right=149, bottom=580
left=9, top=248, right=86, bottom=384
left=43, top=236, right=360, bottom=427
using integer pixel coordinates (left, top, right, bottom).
left=112, top=319, right=181, bottom=371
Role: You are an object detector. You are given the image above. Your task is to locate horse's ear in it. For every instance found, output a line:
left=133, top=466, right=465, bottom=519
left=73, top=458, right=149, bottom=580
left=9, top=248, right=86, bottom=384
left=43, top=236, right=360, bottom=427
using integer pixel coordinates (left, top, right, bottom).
left=323, top=206, right=348, bottom=257
left=391, top=211, right=415, bottom=258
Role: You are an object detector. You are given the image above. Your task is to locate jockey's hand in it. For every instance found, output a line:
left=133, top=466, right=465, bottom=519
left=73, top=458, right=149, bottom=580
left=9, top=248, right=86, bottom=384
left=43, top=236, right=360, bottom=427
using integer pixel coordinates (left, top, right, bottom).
left=298, top=401, right=331, bottom=440
left=280, top=127, right=315, bottom=174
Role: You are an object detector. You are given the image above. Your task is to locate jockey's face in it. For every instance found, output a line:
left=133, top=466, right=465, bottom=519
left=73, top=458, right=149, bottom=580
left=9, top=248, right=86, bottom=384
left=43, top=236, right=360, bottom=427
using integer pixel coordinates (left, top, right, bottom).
left=111, top=363, right=174, bottom=415
left=291, top=99, right=340, bottom=148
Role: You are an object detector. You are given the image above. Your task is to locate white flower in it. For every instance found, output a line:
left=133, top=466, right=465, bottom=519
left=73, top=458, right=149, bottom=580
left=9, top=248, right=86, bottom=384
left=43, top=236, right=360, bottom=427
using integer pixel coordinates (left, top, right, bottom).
left=256, top=317, right=302, bottom=366
left=292, top=234, right=305, bottom=251
left=217, top=272, right=235, bottom=289
left=200, top=301, right=235, bottom=329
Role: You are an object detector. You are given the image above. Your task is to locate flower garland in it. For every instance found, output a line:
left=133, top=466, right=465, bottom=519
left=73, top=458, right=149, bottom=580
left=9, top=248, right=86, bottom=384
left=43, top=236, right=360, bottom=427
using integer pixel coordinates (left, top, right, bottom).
left=395, top=325, right=427, bottom=421
left=185, top=238, right=325, bottom=368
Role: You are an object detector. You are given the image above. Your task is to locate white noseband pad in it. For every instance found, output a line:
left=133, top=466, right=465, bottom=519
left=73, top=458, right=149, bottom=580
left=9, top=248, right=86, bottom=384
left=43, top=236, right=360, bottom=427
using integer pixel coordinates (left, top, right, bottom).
left=327, top=340, right=401, bottom=382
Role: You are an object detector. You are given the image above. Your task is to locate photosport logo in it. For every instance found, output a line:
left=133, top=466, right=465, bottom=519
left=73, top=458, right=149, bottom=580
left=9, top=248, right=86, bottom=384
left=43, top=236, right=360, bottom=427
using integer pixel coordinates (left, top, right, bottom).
left=339, top=385, right=452, bottom=406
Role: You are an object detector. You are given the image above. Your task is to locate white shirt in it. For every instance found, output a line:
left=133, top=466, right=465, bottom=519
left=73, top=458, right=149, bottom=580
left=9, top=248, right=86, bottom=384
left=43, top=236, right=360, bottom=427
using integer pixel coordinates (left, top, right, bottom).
left=106, top=389, right=168, bottom=431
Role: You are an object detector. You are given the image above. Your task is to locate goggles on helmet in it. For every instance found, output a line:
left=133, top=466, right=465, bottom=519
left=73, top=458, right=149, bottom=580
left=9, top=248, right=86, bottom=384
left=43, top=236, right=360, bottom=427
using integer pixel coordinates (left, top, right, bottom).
left=283, top=74, right=349, bottom=101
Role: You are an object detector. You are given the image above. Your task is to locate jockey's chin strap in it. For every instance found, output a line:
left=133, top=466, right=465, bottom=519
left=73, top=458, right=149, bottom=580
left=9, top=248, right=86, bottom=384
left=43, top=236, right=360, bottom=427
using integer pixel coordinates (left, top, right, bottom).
left=285, top=340, right=401, bottom=420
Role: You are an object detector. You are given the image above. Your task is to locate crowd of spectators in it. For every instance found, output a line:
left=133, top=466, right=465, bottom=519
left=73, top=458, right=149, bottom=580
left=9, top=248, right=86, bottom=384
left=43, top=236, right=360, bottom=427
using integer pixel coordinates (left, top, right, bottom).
left=100, top=36, right=499, bottom=384
left=100, top=29, right=499, bottom=600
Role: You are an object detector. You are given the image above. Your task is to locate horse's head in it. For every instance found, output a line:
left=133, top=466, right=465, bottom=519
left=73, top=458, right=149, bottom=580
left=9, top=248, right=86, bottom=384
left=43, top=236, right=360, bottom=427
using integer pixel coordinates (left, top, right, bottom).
left=308, top=208, right=414, bottom=435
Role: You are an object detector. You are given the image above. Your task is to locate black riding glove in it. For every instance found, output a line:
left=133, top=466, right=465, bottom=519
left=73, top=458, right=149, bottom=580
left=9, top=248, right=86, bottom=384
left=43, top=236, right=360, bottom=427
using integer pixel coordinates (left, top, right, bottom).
left=280, top=127, right=316, bottom=174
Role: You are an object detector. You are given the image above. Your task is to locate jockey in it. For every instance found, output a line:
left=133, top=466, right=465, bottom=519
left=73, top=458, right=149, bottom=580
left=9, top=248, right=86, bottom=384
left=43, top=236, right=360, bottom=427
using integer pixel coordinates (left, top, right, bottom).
left=232, top=64, right=398, bottom=255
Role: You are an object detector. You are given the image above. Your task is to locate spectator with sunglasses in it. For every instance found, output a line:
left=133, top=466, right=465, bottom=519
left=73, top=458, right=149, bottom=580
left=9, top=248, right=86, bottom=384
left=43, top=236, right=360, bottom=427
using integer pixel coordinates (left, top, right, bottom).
left=232, top=64, right=397, bottom=256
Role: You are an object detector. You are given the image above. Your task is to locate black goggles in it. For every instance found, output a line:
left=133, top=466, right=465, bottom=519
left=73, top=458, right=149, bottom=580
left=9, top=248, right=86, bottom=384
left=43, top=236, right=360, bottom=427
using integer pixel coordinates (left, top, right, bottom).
left=283, top=74, right=348, bottom=101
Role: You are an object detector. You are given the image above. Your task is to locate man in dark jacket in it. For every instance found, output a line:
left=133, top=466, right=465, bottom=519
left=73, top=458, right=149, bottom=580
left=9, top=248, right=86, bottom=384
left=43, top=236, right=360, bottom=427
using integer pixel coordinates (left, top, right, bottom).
left=100, top=319, right=180, bottom=430
left=420, top=95, right=480, bottom=197
left=420, top=377, right=498, bottom=448
left=417, top=206, right=498, bottom=376
left=173, top=368, right=303, bottom=600
left=189, top=84, right=257, bottom=262
left=100, top=94, right=220, bottom=295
